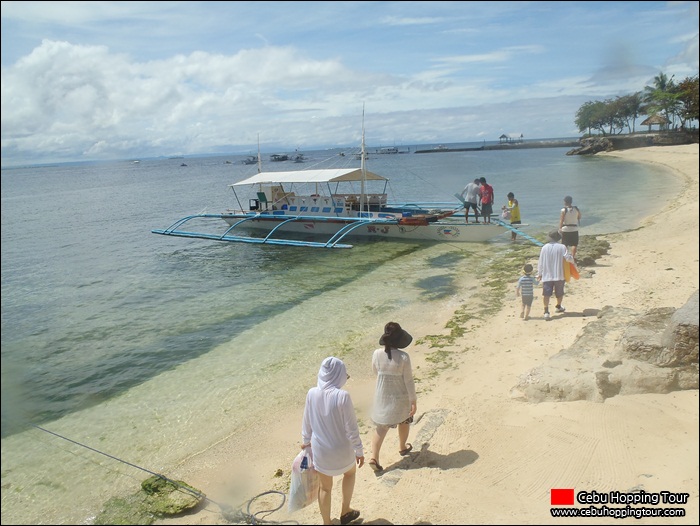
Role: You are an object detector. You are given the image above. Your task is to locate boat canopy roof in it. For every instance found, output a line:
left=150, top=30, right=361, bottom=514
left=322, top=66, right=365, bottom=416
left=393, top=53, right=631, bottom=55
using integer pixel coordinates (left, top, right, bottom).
left=231, top=168, right=387, bottom=187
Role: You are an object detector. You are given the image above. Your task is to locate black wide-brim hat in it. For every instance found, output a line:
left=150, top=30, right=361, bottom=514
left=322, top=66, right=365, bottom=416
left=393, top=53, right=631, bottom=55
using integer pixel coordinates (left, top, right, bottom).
left=379, top=328, right=413, bottom=349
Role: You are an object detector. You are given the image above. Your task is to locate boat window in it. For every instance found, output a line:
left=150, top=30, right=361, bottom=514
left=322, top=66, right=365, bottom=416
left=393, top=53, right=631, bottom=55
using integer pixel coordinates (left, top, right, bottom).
left=289, top=206, right=298, bottom=211
left=300, top=207, right=308, bottom=212
left=322, top=207, right=331, bottom=213
left=311, top=207, right=320, bottom=212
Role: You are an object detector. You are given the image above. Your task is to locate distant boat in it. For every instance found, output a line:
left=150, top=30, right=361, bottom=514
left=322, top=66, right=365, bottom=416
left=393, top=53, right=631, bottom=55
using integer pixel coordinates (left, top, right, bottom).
left=180, top=163, right=188, bottom=167
left=241, top=156, right=258, bottom=165
left=270, top=154, right=289, bottom=162
left=132, top=160, right=140, bottom=164
left=378, top=147, right=399, bottom=154
left=293, top=153, right=305, bottom=163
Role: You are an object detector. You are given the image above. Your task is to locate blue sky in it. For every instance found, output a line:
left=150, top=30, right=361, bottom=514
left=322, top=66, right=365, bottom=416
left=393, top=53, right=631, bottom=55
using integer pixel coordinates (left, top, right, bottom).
left=1, top=1, right=698, bottom=166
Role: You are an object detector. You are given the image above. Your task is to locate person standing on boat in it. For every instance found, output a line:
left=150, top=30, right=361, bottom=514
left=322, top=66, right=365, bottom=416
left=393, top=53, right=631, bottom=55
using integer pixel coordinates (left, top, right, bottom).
left=301, top=357, right=364, bottom=526
left=503, top=192, right=521, bottom=241
left=369, top=322, right=417, bottom=474
left=559, top=195, right=582, bottom=260
left=460, top=178, right=482, bottom=223
left=478, top=177, right=494, bottom=223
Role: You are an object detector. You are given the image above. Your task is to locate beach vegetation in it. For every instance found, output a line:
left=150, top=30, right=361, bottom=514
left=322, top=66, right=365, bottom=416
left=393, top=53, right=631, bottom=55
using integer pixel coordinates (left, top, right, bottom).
left=674, top=75, right=700, bottom=128
left=575, top=72, right=699, bottom=135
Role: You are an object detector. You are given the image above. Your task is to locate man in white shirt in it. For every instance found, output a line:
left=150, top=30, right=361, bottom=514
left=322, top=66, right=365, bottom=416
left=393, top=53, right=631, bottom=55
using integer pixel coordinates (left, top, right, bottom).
left=460, top=178, right=482, bottom=223
left=537, top=230, right=568, bottom=320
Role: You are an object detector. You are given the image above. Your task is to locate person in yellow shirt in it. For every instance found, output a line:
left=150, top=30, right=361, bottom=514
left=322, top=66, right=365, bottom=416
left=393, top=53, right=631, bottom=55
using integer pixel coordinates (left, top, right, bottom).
left=503, top=192, right=521, bottom=241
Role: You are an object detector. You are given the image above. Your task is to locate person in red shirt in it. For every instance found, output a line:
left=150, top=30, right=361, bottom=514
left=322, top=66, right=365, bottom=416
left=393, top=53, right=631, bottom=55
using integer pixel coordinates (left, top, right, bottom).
left=478, top=177, right=494, bottom=223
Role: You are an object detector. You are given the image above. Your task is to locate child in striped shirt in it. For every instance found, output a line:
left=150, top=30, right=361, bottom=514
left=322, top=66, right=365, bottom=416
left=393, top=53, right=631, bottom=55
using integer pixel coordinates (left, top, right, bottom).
left=516, top=263, right=538, bottom=321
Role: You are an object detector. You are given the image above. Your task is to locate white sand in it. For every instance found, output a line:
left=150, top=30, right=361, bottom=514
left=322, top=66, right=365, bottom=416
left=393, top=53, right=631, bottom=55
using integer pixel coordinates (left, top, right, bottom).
left=157, top=144, right=699, bottom=525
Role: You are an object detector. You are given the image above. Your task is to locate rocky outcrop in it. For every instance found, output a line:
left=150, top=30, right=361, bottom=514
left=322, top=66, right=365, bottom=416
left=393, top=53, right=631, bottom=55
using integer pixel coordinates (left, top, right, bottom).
left=93, top=475, right=205, bottom=525
left=567, top=137, right=614, bottom=155
left=511, top=290, right=699, bottom=403
left=567, top=132, right=697, bottom=155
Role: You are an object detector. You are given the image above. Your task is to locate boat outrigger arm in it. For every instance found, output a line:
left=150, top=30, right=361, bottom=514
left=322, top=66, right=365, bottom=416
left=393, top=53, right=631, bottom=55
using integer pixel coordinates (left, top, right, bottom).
left=151, top=213, right=404, bottom=249
left=492, top=218, right=544, bottom=246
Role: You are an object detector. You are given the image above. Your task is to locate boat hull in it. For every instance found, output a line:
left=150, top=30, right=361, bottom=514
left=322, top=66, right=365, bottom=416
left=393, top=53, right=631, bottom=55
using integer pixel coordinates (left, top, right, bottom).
left=221, top=214, right=504, bottom=243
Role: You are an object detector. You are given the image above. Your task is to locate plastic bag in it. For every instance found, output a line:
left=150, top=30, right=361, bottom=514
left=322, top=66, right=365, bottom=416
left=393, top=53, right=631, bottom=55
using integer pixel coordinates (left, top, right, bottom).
left=288, top=447, right=319, bottom=512
left=501, top=208, right=511, bottom=220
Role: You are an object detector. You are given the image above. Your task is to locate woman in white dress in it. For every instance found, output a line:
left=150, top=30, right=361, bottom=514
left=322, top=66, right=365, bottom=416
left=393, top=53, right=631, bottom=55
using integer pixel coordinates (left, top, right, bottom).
left=369, top=322, right=417, bottom=473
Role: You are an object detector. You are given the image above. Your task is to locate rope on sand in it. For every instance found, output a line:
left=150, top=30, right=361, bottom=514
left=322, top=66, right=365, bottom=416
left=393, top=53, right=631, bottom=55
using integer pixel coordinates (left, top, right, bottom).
left=222, top=490, right=299, bottom=525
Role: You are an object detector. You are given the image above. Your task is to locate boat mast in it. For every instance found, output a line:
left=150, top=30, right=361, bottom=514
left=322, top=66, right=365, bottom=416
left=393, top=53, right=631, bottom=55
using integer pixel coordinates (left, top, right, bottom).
left=256, top=133, right=262, bottom=174
left=360, top=105, right=366, bottom=213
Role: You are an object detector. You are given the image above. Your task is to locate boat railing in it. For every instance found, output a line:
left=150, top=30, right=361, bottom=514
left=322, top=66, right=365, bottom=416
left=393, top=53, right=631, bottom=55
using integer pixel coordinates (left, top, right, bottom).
left=331, top=193, right=387, bottom=210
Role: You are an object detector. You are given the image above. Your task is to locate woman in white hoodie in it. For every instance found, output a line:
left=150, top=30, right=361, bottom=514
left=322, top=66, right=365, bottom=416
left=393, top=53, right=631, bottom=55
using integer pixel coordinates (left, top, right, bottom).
left=301, top=357, right=364, bottom=525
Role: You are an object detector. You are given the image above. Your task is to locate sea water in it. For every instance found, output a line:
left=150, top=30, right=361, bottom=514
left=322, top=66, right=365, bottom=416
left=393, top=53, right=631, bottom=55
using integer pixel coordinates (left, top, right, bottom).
left=0, top=145, right=675, bottom=523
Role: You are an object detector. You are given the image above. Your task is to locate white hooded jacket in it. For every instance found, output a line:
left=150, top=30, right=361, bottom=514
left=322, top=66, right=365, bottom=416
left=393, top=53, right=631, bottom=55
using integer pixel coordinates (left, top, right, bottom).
left=301, top=357, right=364, bottom=476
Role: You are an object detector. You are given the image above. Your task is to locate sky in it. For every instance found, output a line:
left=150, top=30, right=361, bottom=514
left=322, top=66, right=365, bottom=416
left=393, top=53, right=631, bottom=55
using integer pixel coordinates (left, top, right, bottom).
left=1, top=1, right=698, bottom=167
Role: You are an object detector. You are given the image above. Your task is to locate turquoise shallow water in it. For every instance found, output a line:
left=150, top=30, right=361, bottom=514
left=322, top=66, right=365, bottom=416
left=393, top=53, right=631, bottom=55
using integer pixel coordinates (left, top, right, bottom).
left=0, top=144, right=676, bottom=523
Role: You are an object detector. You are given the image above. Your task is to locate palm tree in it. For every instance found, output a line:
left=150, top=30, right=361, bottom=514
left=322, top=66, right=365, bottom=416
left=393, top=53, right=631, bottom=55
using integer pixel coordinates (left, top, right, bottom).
left=643, top=72, right=680, bottom=128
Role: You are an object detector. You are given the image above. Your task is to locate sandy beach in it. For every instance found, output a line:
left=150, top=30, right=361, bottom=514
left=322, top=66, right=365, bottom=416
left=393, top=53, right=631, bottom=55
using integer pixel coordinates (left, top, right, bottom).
left=156, top=144, right=699, bottom=526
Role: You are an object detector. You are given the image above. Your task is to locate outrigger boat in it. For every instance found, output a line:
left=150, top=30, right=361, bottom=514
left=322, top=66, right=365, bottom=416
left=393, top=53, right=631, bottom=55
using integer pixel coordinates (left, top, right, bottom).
left=152, top=127, right=531, bottom=249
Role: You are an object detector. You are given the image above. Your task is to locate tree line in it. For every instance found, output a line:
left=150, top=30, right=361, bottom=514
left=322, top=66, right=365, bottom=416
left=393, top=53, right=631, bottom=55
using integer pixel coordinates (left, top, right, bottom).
left=575, top=72, right=699, bottom=136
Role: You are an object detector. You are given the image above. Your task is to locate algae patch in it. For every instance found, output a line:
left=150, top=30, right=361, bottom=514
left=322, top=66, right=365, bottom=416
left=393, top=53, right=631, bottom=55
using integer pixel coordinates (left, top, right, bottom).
left=93, top=475, right=204, bottom=525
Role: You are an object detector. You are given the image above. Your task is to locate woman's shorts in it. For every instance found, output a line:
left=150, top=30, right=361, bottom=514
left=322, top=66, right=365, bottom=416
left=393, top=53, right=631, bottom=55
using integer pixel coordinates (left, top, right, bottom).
left=562, top=230, right=579, bottom=247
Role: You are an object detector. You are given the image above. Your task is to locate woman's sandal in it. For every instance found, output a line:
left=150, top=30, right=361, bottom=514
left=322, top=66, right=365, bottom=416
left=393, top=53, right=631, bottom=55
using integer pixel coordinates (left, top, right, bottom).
left=399, top=443, right=413, bottom=456
left=340, top=509, right=361, bottom=525
left=368, top=459, right=383, bottom=472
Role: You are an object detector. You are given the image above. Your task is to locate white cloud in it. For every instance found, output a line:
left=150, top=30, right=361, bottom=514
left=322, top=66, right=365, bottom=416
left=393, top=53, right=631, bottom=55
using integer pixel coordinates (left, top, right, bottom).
left=1, top=1, right=698, bottom=166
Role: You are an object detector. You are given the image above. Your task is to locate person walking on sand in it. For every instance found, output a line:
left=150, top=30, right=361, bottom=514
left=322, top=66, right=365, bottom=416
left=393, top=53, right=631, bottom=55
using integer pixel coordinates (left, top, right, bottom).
left=460, top=178, right=482, bottom=223
left=559, top=195, right=581, bottom=259
left=369, top=322, right=417, bottom=474
left=536, top=230, right=569, bottom=320
left=479, top=177, right=494, bottom=223
left=516, top=263, right=538, bottom=320
left=502, top=191, right=521, bottom=241
left=301, top=357, right=364, bottom=525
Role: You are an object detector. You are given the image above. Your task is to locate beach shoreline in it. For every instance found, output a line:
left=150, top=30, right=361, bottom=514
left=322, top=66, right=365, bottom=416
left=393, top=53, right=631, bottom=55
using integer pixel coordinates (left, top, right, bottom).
left=157, top=144, right=699, bottom=525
